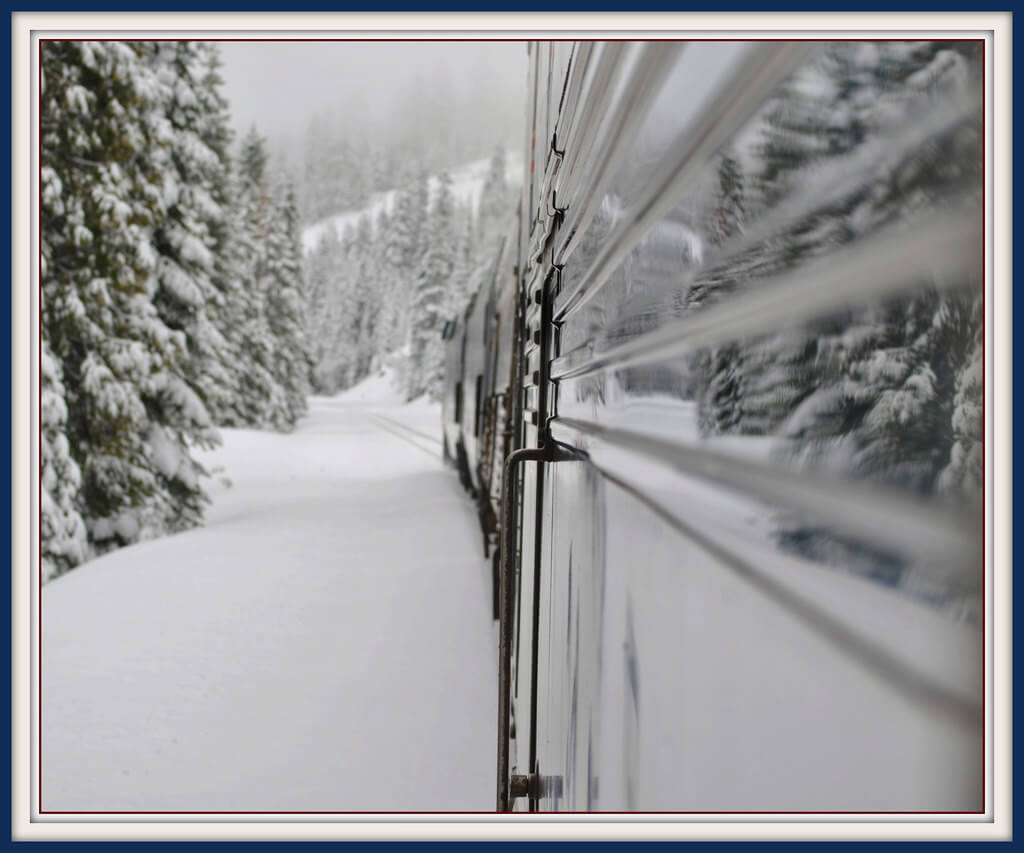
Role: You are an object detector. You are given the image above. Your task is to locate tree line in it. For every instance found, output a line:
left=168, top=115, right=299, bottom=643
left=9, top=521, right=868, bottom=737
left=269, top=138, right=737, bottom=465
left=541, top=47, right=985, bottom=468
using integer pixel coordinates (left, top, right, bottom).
left=41, top=42, right=311, bottom=580
left=304, top=147, right=515, bottom=401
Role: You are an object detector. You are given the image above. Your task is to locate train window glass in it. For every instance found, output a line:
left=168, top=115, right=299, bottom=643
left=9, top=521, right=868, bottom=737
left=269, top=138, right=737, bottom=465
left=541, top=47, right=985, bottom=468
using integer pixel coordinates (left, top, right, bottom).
left=474, top=375, right=484, bottom=436
left=455, top=381, right=463, bottom=424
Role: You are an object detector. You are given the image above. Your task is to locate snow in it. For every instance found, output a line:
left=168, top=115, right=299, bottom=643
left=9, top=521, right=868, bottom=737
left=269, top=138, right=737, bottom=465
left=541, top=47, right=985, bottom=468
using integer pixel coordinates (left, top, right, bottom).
left=42, top=396, right=498, bottom=812
left=301, top=155, right=524, bottom=254
left=333, top=365, right=405, bottom=405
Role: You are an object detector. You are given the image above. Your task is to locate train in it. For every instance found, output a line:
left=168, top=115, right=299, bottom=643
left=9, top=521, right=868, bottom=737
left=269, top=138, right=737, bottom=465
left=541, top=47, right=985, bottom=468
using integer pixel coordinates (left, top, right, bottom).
left=442, top=41, right=985, bottom=813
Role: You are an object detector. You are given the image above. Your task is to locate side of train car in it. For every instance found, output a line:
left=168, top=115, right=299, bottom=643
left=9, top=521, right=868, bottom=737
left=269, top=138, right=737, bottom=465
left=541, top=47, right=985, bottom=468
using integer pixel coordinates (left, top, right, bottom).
left=442, top=41, right=984, bottom=813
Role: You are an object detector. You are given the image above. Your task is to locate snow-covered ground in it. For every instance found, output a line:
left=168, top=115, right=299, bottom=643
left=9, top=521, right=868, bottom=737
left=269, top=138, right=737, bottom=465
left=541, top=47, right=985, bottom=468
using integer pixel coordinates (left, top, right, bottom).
left=42, top=375, right=498, bottom=812
left=301, top=156, right=524, bottom=253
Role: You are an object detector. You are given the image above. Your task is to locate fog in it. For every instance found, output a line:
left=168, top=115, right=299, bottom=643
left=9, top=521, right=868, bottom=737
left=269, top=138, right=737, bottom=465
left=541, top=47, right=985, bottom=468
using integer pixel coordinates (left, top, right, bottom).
left=218, top=41, right=528, bottom=164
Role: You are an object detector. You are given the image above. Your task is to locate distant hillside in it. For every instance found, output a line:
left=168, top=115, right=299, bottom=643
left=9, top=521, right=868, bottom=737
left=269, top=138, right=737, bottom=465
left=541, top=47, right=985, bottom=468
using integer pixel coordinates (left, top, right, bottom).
left=302, top=155, right=524, bottom=254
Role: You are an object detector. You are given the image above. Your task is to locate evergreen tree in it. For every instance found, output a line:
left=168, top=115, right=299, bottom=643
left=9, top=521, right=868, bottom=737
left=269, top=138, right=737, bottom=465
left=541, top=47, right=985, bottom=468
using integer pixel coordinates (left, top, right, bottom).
left=142, top=40, right=229, bottom=531
left=304, top=224, right=343, bottom=392
left=938, top=337, right=983, bottom=498
left=40, top=345, right=88, bottom=579
left=188, top=43, right=251, bottom=428
left=692, top=150, right=750, bottom=435
left=773, top=43, right=983, bottom=495
left=374, top=204, right=405, bottom=356
left=451, top=213, right=477, bottom=313
left=41, top=41, right=202, bottom=551
left=233, top=127, right=293, bottom=428
left=264, top=180, right=313, bottom=422
left=407, top=171, right=456, bottom=399
left=478, top=144, right=511, bottom=248
left=690, top=41, right=982, bottom=501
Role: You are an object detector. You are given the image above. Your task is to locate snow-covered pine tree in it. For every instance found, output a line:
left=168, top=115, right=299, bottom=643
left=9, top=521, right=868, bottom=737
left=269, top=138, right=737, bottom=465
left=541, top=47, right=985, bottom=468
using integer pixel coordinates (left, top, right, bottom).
left=351, top=213, right=382, bottom=382
left=373, top=203, right=405, bottom=358
left=40, top=344, right=88, bottom=579
left=774, top=43, right=983, bottom=496
left=938, top=335, right=983, bottom=499
left=305, top=224, right=344, bottom=392
left=478, top=144, right=511, bottom=250
left=41, top=41, right=207, bottom=552
left=407, top=170, right=456, bottom=399
left=708, top=152, right=746, bottom=247
left=713, top=46, right=883, bottom=440
left=686, top=42, right=982, bottom=505
left=142, top=41, right=231, bottom=531
left=188, top=42, right=251, bottom=428
left=392, top=171, right=431, bottom=367
left=264, top=179, right=314, bottom=422
left=233, top=126, right=292, bottom=428
left=691, top=150, right=750, bottom=435
left=300, top=113, right=332, bottom=222
left=450, top=213, right=477, bottom=313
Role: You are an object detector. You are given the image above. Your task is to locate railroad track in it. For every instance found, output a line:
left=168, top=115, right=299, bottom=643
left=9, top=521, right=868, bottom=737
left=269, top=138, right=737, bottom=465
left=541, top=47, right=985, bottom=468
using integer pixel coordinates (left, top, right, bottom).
left=364, top=410, right=442, bottom=458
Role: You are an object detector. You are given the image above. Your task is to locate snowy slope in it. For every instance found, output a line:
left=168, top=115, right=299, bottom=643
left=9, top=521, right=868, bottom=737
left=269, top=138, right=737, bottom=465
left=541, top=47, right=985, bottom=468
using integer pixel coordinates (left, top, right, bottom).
left=42, top=395, right=497, bottom=812
left=301, top=156, right=524, bottom=253
left=332, top=364, right=405, bottom=405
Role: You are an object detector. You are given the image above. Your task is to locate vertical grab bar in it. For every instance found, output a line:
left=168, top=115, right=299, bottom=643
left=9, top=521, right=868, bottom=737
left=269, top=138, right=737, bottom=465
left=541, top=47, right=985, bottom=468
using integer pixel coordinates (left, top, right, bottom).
left=496, top=446, right=547, bottom=812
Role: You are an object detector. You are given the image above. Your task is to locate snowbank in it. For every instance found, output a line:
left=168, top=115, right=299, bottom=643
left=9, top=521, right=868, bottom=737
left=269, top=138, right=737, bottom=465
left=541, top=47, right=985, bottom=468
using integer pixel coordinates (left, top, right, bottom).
left=333, top=366, right=405, bottom=405
left=42, top=399, right=496, bottom=812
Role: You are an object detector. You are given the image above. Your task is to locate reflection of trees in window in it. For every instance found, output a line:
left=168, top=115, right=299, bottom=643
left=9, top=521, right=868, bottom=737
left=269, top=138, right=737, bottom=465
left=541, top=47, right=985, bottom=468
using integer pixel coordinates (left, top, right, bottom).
left=686, top=42, right=982, bottom=502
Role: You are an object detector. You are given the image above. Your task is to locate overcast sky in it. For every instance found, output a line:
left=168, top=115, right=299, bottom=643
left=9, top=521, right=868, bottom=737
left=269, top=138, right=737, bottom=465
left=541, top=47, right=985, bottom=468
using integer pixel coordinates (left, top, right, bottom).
left=217, top=41, right=527, bottom=148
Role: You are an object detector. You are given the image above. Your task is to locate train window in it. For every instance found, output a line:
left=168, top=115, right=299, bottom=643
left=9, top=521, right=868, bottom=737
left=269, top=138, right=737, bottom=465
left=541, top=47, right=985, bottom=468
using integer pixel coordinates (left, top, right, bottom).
left=454, top=381, right=463, bottom=424
left=474, top=375, right=483, bottom=436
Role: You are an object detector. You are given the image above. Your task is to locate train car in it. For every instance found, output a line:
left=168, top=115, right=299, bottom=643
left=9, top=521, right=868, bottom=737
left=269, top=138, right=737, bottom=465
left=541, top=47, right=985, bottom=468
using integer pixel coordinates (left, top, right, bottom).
left=456, top=278, right=491, bottom=495
left=442, top=219, right=524, bottom=612
left=475, top=221, right=524, bottom=614
left=447, top=39, right=985, bottom=813
left=440, top=314, right=462, bottom=461
left=442, top=247, right=503, bottom=498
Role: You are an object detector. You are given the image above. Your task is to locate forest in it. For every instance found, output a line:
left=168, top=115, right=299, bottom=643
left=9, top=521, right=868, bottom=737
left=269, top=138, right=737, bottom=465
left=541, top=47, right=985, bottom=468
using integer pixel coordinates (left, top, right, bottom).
left=40, top=41, right=515, bottom=579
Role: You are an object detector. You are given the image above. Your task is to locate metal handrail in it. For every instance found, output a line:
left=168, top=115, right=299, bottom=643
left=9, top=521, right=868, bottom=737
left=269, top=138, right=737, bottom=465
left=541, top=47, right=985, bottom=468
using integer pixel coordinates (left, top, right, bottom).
left=550, top=206, right=981, bottom=382
left=550, top=416, right=980, bottom=586
left=671, top=92, right=981, bottom=299
left=496, top=446, right=547, bottom=812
